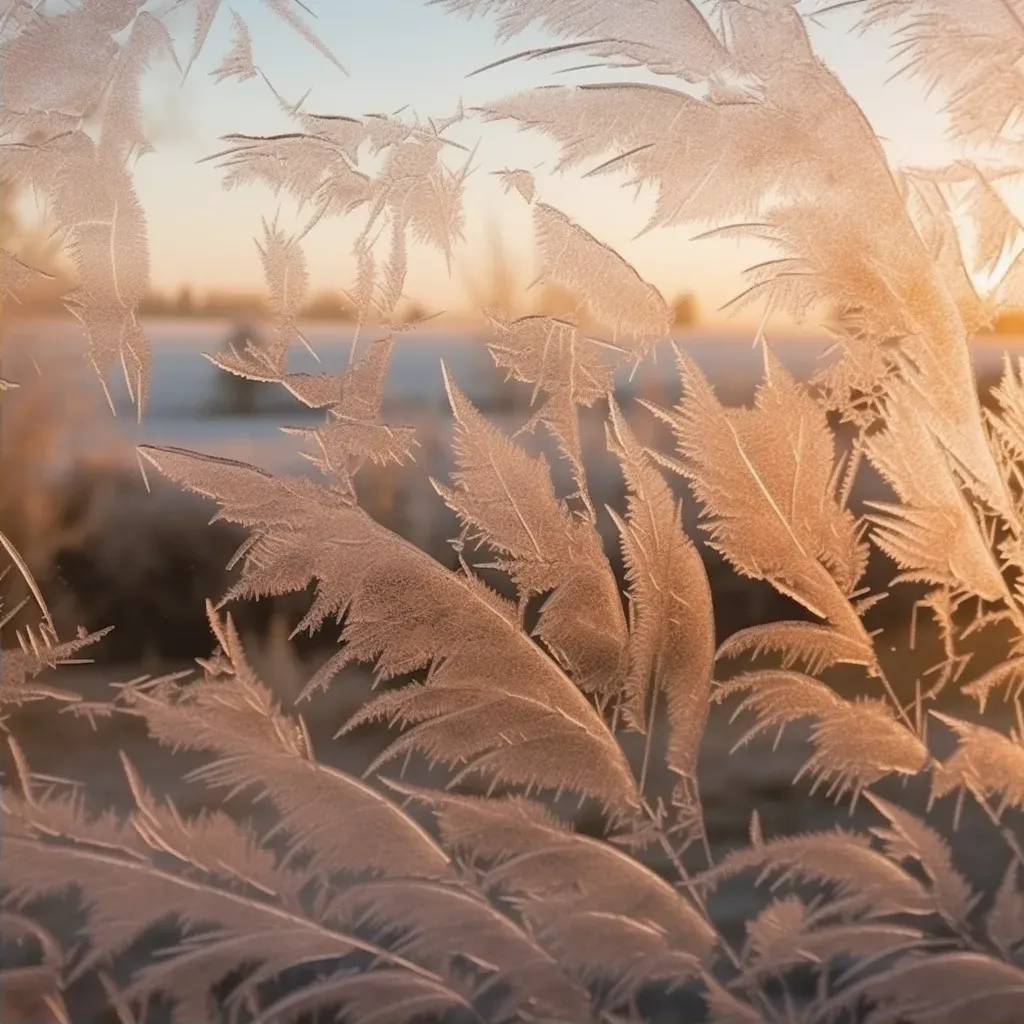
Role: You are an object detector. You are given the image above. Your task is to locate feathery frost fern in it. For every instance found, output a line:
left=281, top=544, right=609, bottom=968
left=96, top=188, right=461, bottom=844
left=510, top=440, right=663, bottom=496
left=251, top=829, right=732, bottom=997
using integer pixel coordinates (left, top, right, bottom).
left=5, top=0, right=1024, bottom=1021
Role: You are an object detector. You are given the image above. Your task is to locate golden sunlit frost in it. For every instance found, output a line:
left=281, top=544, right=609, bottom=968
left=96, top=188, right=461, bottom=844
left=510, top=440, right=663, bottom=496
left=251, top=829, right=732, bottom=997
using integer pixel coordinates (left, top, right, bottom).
left=9, top=0, right=1024, bottom=1021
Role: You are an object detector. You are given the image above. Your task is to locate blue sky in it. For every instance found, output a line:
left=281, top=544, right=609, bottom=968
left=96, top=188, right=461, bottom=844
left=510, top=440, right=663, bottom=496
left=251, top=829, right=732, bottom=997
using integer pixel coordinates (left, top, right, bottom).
left=133, top=0, right=959, bottom=322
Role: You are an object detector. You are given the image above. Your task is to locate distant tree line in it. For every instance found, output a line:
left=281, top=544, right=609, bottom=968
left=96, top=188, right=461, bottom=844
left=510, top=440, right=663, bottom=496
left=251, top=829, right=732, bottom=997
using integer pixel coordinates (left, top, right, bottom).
left=138, top=286, right=362, bottom=321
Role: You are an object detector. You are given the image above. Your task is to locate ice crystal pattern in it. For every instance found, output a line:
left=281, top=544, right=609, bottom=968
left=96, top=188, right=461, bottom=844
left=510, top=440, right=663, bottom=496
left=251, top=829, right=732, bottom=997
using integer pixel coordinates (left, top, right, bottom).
left=5, top=1, right=1024, bottom=1022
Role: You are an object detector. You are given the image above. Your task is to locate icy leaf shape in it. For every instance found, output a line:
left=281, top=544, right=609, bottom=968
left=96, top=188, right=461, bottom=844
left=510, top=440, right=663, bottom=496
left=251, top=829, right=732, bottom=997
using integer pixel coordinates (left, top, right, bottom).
left=2, top=782, right=582, bottom=1024
left=378, top=217, right=408, bottom=317
left=251, top=218, right=310, bottom=373
left=850, top=0, right=1024, bottom=149
left=959, top=167, right=1020, bottom=276
left=0, top=2, right=118, bottom=118
left=865, top=381, right=1006, bottom=602
left=901, top=172, right=986, bottom=331
left=834, top=952, right=1024, bottom=1024
left=606, top=400, right=714, bottom=793
left=717, top=621, right=875, bottom=675
left=0, top=622, right=110, bottom=716
left=436, top=370, right=628, bottom=697
left=988, top=354, right=1024, bottom=465
left=743, top=896, right=809, bottom=972
left=282, top=338, right=418, bottom=482
left=211, top=131, right=370, bottom=209
left=719, top=671, right=928, bottom=800
left=898, top=333, right=1015, bottom=529
left=48, top=133, right=152, bottom=412
left=119, top=603, right=451, bottom=881
left=433, top=0, right=749, bottom=86
left=742, top=896, right=923, bottom=981
left=703, top=828, right=935, bottom=917
left=533, top=202, right=672, bottom=345
left=485, top=312, right=618, bottom=498
left=960, top=656, right=1024, bottom=710
left=263, top=0, right=346, bottom=75
left=99, top=12, right=177, bottom=160
left=292, top=336, right=392, bottom=417
left=651, top=345, right=872, bottom=655
left=865, top=794, right=978, bottom=928
left=179, top=0, right=222, bottom=75
left=494, top=167, right=535, bottom=203
left=138, top=446, right=640, bottom=813
left=931, top=712, right=1024, bottom=813
left=210, top=12, right=257, bottom=83
left=366, top=136, right=470, bottom=264
left=398, top=786, right=717, bottom=968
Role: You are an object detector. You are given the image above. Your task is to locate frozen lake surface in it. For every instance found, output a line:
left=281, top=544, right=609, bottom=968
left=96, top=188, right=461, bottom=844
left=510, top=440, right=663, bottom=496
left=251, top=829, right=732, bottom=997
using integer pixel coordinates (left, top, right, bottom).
left=12, top=316, right=1017, bottom=473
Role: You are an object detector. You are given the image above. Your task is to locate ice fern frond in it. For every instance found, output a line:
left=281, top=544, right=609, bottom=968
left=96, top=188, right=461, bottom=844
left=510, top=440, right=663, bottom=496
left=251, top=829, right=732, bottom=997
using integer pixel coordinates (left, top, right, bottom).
left=280, top=336, right=419, bottom=484
left=484, top=311, right=620, bottom=501
left=116, top=603, right=451, bottom=882
left=865, top=794, right=979, bottom=929
left=436, top=369, right=628, bottom=698
left=717, top=621, right=876, bottom=675
left=2, top=778, right=585, bottom=1024
left=49, top=132, right=152, bottom=416
left=209, top=11, right=257, bottom=84
left=0, top=619, right=111, bottom=720
left=137, top=445, right=640, bottom=816
left=431, top=0, right=752, bottom=89
left=261, top=0, right=346, bottom=75
left=648, top=344, right=874, bottom=660
left=394, top=784, right=718, bottom=990
left=99, top=12, right=177, bottom=161
left=930, top=712, right=1024, bottom=816
left=822, top=951, right=1024, bottom=1024
left=697, top=828, right=936, bottom=918
left=960, top=655, right=1024, bottom=710
left=175, top=0, right=345, bottom=78
left=739, top=895, right=925, bottom=984
left=240, top=218, right=312, bottom=375
left=989, top=355, right=1024, bottom=460
left=209, top=131, right=370, bottom=208
left=717, top=671, right=928, bottom=802
left=532, top=202, right=672, bottom=346
left=845, top=0, right=1024, bottom=150
left=493, top=167, right=535, bottom=203
left=865, top=380, right=1007, bottom=602
left=900, top=171, right=987, bottom=332
left=606, top=399, right=715, bottom=802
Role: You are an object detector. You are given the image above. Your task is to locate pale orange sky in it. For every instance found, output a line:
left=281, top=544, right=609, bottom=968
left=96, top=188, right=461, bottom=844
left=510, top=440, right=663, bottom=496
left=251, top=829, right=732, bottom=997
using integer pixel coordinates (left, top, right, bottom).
left=124, top=0, right=973, bottom=324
